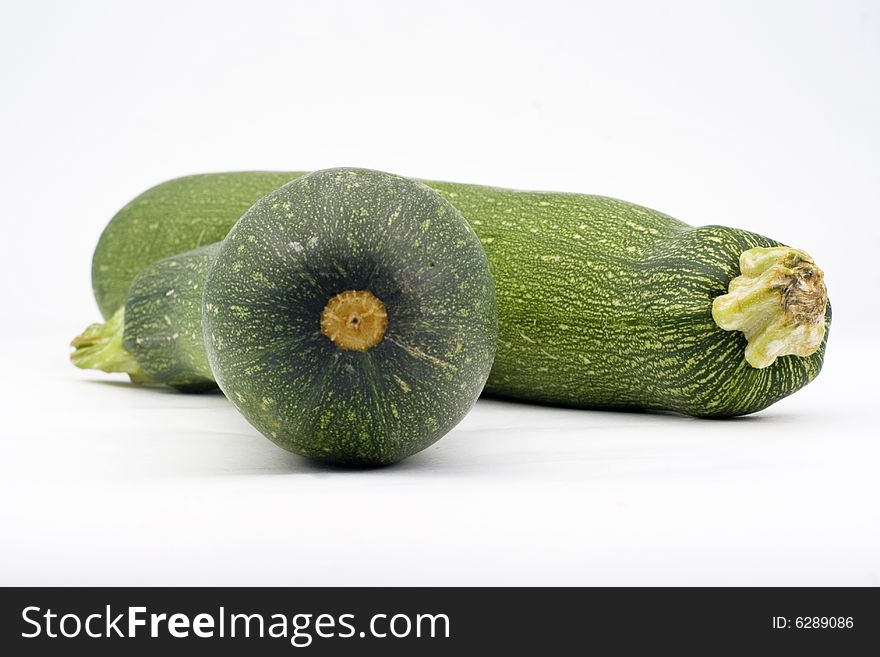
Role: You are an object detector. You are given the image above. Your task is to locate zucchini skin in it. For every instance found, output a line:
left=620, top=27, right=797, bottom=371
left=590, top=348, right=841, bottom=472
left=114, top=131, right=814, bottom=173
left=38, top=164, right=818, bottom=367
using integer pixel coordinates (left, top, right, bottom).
left=93, top=172, right=303, bottom=320
left=92, top=172, right=829, bottom=417
left=123, top=245, right=219, bottom=392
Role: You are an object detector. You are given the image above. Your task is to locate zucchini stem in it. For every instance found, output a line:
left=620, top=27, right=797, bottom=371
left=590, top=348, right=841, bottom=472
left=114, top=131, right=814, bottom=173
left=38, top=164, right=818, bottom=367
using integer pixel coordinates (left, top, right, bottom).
left=70, top=308, right=149, bottom=383
left=320, top=290, right=388, bottom=351
left=712, top=246, right=827, bottom=368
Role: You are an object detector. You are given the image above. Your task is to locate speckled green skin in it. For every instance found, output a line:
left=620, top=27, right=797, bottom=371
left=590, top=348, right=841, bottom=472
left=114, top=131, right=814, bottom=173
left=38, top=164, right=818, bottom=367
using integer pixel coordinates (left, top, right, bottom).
left=123, top=245, right=219, bottom=392
left=429, top=188, right=830, bottom=417
left=203, top=169, right=497, bottom=464
left=93, top=172, right=303, bottom=320
left=91, top=171, right=829, bottom=417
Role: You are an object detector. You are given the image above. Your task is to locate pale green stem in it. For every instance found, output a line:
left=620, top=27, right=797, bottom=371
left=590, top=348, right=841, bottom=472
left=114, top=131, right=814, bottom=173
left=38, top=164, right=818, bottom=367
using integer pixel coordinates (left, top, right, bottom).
left=712, top=246, right=828, bottom=368
left=70, top=307, right=150, bottom=383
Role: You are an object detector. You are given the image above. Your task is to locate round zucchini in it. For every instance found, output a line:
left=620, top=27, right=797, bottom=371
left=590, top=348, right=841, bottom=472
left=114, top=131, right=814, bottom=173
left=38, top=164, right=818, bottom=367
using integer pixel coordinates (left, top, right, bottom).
left=203, top=169, right=497, bottom=463
left=83, top=171, right=829, bottom=418
left=73, top=168, right=498, bottom=465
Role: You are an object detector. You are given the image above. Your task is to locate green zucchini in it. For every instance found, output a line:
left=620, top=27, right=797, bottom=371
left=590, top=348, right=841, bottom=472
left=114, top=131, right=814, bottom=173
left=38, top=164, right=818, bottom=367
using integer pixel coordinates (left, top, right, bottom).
left=92, top=172, right=303, bottom=320
left=431, top=184, right=829, bottom=418
left=74, top=169, right=498, bottom=464
left=74, top=245, right=219, bottom=393
left=84, top=171, right=830, bottom=418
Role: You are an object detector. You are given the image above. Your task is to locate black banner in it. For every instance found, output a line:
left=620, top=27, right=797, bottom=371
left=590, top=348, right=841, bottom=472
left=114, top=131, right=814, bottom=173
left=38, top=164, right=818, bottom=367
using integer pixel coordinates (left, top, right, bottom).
left=1, top=587, right=876, bottom=654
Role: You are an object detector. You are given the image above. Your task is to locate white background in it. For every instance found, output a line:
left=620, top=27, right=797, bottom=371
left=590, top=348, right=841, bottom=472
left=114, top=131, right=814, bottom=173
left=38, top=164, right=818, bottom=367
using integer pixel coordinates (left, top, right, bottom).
left=1, top=0, right=878, bottom=585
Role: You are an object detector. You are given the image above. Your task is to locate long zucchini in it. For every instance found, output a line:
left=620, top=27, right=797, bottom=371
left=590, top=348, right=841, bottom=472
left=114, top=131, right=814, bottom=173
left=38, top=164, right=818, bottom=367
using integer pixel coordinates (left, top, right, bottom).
left=84, top=171, right=830, bottom=417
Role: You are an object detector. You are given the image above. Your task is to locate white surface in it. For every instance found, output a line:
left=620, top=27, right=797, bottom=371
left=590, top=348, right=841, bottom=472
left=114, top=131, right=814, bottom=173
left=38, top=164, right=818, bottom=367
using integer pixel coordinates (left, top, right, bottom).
left=1, top=1, right=879, bottom=585
left=1, top=335, right=878, bottom=586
